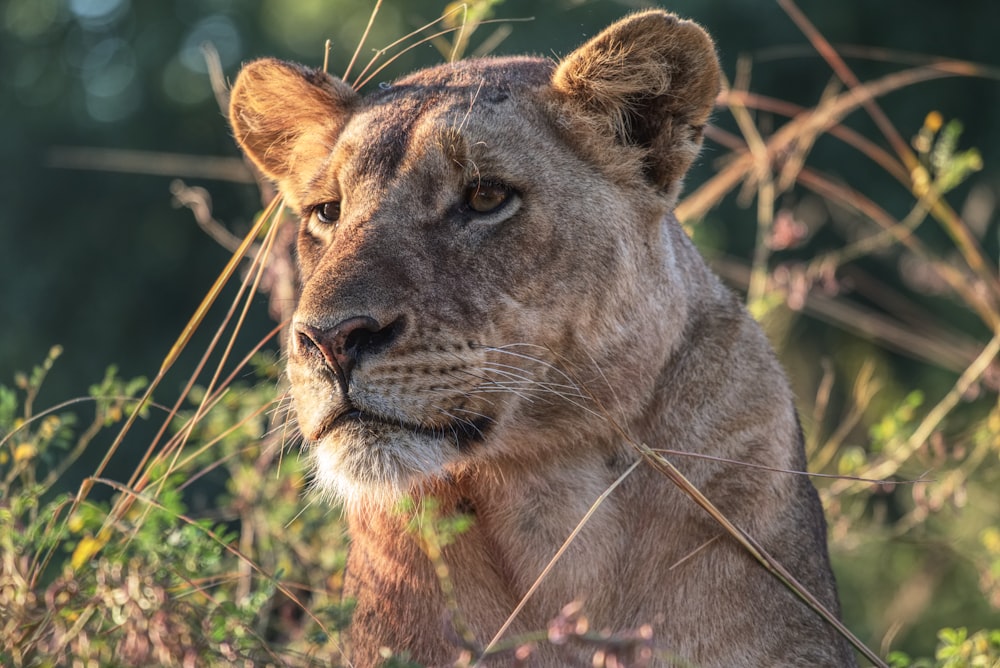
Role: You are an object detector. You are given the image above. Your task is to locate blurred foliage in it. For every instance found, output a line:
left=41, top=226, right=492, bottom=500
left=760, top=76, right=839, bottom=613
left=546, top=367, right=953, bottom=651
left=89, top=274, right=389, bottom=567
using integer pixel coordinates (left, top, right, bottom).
left=0, top=350, right=353, bottom=665
left=2, top=0, right=1000, bottom=665
left=889, top=628, right=1000, bottom=668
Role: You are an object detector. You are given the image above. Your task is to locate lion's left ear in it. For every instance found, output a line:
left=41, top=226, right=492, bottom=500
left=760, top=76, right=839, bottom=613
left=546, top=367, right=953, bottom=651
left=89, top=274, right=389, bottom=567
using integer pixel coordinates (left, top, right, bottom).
left=552, top=10, right=720, bottom=193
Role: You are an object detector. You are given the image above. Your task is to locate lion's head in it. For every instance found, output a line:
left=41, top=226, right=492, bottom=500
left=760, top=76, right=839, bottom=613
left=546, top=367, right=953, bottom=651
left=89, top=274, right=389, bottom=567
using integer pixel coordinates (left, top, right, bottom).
left=229, top=11, right=720, bottom=506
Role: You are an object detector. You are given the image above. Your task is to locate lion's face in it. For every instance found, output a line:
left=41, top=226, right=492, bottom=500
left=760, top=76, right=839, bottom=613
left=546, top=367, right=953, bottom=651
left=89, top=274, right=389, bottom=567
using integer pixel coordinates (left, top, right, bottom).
left=229, top=16, right=720, bottom=503
left=284, top=60, right=662, bottom=502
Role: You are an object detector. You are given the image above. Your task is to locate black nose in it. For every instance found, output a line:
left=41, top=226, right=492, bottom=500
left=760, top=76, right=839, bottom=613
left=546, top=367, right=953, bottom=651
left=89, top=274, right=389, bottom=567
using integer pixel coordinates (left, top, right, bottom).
left=293, top=316, right=403, bottom=392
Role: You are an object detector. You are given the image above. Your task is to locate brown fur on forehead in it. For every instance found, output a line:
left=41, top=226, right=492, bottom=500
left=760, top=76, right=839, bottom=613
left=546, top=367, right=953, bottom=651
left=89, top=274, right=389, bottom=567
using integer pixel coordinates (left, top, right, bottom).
left=384, top=56, right=553, bottom=96
left=330, top=57, right=555, bottom=191
left=340, top=93, right=428, bottom=185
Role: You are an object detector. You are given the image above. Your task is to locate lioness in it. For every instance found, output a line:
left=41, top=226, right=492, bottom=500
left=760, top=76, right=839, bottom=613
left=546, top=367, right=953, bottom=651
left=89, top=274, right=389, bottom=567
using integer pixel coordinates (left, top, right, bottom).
left=229, top=9, right=857, bottom=667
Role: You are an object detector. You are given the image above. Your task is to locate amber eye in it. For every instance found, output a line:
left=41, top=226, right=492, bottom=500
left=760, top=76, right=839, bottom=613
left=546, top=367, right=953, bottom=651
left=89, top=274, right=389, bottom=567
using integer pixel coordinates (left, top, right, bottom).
left=314, top=201, right=341, bottom=224
left=465, top=182, right=511, bottom=214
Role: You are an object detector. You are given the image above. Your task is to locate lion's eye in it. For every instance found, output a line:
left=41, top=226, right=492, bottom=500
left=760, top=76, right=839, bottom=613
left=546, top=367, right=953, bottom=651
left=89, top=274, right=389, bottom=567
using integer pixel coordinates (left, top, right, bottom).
left=314, top=201, right=341, bottom=225
left=465, top=182, right=511, bottom=214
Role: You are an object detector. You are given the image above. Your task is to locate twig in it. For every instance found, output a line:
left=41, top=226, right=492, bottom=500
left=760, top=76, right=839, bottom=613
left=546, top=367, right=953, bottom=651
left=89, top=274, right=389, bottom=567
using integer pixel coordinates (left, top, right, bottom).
left=46, top=147, right=253, bottom=182
left=710, top=255, right=992, bottom=377
left=722, top=66, right=775, bottom=307
left=201, top=43, right=229, bottom=114
left=678, top=66, right=956, bottom=223
left=170, top=179, right=245, bottom=254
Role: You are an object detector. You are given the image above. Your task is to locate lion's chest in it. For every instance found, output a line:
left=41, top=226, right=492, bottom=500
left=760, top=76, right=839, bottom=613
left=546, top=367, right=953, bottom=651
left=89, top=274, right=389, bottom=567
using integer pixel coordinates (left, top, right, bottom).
left=450, top=456, right=631, bottom=626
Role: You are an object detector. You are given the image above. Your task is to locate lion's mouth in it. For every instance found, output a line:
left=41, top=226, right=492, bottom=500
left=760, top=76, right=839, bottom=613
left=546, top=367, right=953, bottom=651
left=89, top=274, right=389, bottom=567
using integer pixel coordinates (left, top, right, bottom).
left=319, top=406, right=491, bottom=452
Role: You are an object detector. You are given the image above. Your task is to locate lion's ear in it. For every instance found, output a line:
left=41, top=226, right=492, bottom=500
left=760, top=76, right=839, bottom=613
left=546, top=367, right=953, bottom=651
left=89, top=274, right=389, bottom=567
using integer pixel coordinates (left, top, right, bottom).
left=229, top=58, right=357, bottom=188
left=552, top=10, right=720, bottom=193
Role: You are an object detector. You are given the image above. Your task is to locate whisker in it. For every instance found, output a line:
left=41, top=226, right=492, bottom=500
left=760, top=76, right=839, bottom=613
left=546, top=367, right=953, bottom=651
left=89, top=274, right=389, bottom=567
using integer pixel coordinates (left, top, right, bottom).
left=480, top=344, right=581, bottom=387
left=470, top=383, right=537, bottom=404
left=485, top=360, right=580, bottom=392
left=434, top=407, right=489, bottom=443
left=475, top=365, right=588, bottom=402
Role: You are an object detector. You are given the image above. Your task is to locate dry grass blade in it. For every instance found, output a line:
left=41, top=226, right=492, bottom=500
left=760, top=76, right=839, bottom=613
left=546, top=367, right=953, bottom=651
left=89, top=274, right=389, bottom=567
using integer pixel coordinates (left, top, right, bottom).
left=649, top=446, right=926, bottom=486
left=47, top=147, right=254, bottom=183
left=713, top=255, right=986, bottom=380
left=503, top=346, right=891, bottom=663
left=632, top=443, right=888, bottom=667
left=354, top=27, right=457, bottom=90
left=796, top=169, right=1000, bottom=330
left=477, top=460, right=642, bottom=662
left=350, top=4, right=468, bottom=89
left=343, top=0, right=383, bottom=82
left=159, top=193, right=282, bottom=377
left=710, top=93, right=911, bottom=184
left=351, top=3, right=528, bottom=91
left=37, top=195, right=283, bottom=585
left=752, top=42, right=1000, bottom=79
left=121, top=198, right=282, bottom=501
left=143, top=196, right=286, bottom=503
left=723, top=65, right=776, bottom=307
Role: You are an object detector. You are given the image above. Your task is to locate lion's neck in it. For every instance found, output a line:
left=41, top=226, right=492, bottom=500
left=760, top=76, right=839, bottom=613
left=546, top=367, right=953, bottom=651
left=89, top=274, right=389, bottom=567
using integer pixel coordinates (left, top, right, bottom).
left=347, top=443, right=634, bottom=640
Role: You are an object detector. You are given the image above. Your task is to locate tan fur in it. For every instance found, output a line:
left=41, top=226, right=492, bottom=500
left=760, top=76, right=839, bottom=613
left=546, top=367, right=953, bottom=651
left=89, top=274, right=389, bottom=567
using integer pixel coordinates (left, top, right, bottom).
left=229, top=10, right=857, bottom=667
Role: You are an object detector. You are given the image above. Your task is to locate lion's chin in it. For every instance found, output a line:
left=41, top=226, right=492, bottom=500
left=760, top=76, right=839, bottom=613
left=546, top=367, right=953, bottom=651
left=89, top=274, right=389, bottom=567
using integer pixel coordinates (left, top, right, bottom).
left=305, top=413, right=484, bottom=508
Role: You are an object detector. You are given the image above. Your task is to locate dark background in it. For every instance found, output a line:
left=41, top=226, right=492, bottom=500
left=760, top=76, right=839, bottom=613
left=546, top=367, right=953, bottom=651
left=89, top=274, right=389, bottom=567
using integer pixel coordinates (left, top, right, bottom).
left=2, top=0, right=999, bottom=657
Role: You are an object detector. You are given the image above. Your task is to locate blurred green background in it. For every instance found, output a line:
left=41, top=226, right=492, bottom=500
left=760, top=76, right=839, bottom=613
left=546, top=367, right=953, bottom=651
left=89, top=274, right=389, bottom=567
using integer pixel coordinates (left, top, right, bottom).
left=2, top=0, right=999, bottom=660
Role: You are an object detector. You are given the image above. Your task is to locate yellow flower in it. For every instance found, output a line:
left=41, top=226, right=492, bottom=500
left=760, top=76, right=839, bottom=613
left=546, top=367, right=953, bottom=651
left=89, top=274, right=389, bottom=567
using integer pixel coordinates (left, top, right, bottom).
left=924, top=110, right=943, bottom=133
left=39, top=415, right=60, bottom=440
left=13, top=443, right=37, bottom=463
left=71, top=533, right=108, bottom=570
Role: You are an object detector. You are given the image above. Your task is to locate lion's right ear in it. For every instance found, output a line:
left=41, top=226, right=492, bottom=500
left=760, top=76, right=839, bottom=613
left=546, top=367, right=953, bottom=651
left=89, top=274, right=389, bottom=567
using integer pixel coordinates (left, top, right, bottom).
left=229, top=58, right=357, bottom=187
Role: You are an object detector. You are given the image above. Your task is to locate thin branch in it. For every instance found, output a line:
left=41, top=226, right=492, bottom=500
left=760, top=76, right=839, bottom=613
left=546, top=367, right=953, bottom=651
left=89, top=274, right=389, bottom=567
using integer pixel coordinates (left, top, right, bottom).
left=832, top=332, right=1000, bottom=494
left=47, top=147, right=254, bottom=183
left=710, top=255, right=992, bottom=378
left=170, top=179, right=245, bottom=254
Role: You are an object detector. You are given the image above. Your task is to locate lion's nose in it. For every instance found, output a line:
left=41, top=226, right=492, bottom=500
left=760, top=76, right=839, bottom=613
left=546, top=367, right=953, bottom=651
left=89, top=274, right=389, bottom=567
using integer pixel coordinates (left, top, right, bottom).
left=293, top=316, right=403, bottom=392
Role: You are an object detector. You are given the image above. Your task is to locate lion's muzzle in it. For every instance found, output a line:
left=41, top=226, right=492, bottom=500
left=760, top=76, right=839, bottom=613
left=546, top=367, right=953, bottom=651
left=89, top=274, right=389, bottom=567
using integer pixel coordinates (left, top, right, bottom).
left=292, top=315, right=405, bottom=393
